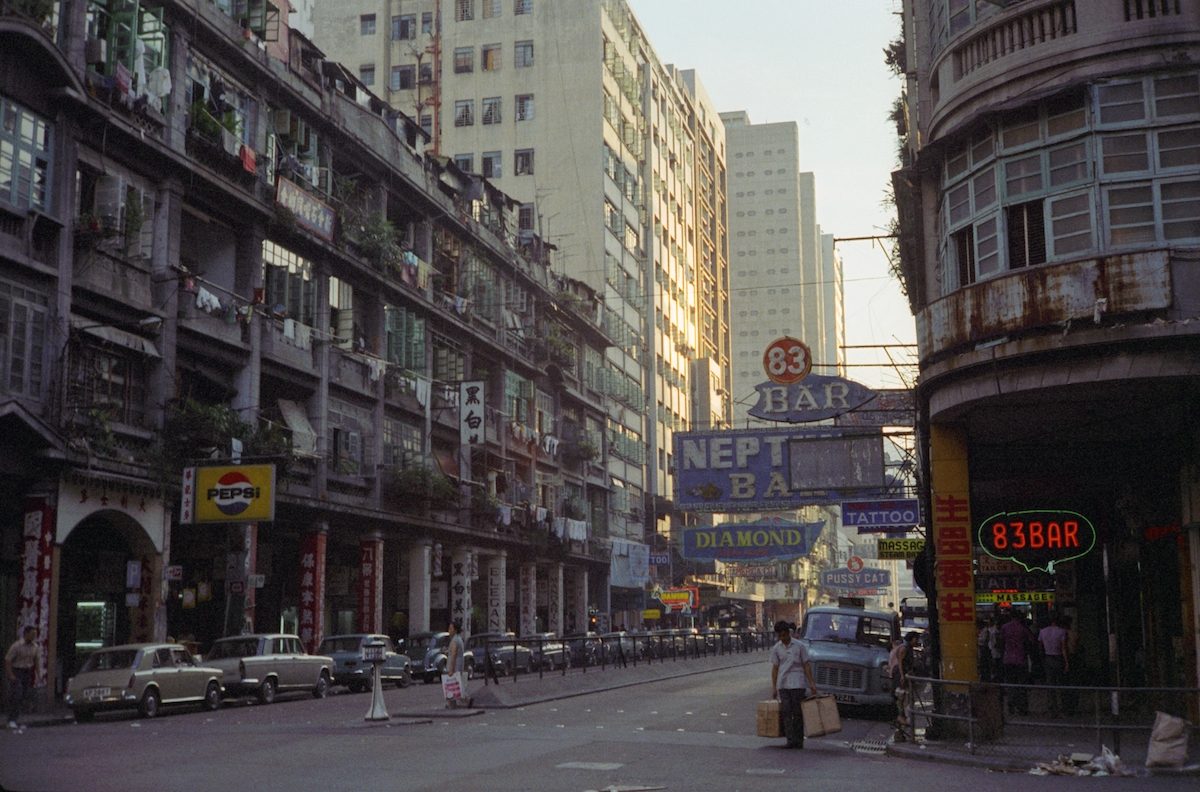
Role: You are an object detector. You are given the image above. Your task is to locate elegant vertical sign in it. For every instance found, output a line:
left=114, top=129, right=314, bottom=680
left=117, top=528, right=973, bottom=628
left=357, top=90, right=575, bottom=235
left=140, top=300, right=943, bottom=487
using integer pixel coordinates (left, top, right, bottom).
left=930, top=425, right=978, bottom=681
left=487, top=555, right=505, bottom=632
left=459, top=381, right=485, bottom=446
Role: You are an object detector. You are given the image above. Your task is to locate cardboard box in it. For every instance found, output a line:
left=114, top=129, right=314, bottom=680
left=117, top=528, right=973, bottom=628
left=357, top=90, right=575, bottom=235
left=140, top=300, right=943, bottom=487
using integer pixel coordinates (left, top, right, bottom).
left=756, top=699, right=782, bottom=737
left=801, top=694, right=842, bottom=737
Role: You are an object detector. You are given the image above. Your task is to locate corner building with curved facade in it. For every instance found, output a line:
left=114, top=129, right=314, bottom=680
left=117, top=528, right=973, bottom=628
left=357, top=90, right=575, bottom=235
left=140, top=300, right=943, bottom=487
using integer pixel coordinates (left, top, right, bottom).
left=893, top=1, right=1200, bottom=690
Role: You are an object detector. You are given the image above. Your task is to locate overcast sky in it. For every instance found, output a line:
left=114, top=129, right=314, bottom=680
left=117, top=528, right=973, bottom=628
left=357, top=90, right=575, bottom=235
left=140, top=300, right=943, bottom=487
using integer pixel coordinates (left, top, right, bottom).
left=626, top=0, right=916, bottom=388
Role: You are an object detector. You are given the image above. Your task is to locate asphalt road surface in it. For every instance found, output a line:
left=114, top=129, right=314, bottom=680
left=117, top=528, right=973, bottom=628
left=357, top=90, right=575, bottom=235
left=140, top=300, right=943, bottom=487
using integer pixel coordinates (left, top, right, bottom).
left=1, top=664, right=1193, bottom=792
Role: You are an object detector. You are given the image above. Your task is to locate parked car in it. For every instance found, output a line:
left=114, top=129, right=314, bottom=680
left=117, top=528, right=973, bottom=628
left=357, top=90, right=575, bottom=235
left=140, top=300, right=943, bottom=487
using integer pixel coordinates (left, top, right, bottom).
left=563, top=632, right=610, bottom=666
left=466, top=632, right=533, bottom=676
left=204, top=633, right=333, bottom=703
left=317, top=634, right=412, bottom=691
left=520, top=632, right=571, bottom=670
left=598, top=631, right=637, bottom=661
left=406, top=631, right=475, bottom=682
left=65, top=643, right=223, bottom=721
left=797, top=603, right=899, bottom=708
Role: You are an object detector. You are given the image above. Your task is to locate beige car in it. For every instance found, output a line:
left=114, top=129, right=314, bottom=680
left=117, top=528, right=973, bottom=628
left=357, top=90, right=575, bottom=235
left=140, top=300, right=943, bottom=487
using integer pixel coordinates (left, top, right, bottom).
left=65, top=643, right=223, bottom=721
left=203, top=633, right=333, bottom=703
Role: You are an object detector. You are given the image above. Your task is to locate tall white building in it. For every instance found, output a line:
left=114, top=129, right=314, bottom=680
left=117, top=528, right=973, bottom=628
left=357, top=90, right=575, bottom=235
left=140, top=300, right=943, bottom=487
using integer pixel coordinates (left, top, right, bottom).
left=720, top=112, right=844, bottom=424
left=310, top=0, right=731, bottom=593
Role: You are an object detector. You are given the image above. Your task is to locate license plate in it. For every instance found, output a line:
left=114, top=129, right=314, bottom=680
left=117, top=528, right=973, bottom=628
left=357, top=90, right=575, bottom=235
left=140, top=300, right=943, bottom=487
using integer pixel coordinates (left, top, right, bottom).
left=833, top=693, right=857, bottom=704
left=84, top=687, right=111, bottom=700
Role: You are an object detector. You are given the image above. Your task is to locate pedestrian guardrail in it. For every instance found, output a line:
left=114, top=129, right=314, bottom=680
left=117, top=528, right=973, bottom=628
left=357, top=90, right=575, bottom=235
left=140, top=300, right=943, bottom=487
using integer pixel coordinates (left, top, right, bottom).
left=477, top=630, right=771, bottom=686
left=903, top=675, right=1200, bottom=765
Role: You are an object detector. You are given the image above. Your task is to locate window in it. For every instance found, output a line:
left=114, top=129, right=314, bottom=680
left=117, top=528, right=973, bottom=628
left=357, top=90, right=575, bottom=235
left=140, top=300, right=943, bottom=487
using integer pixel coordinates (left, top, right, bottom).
left=454, top=47, right=474, bottom=73
left=453, top=153, right=473, bottom=172
left=479, top=96, right=501, bottom=125
left=482, top=43, right=501, bottom=71
left=1106, top=184, right=1155, bottom=245
left=1154, top=74, right=1200, bottom=118
left=482, top=0, right=500, bottom=18
left=516, top=93, right=534, bottom=121
left=456, top=0, right=474, bottom=21
left=514, top=40, right=534, bottom=68
left=0, top=96, right=53, bottom=211
left=518, top=203, right=535, bottom=231
left=1006, top=200, right=1046, bottom=269
left=1097, top=81, right=1145, bottom=124
left=421, top=11, right=433, bottom=34
left=1004, top=153, right=1042, bottom=197
left=383, top=416, right=423, bottom=466
left=482, top=150, right=501, bottom=178
left=360, top=14, right=376, bottom=35
left=1048, top=192, right=1094, bottom=256
left=262, top=240, right=316, bottom=327
left=1101, top=133, right=1148, bottom=174
left=1161, top=179, right=1200, bottom=240
left=454, top=100, right=474, bottom=127
left=1048, top=141, right=1089, bottom=186
left=515, top=0, right=532, bottom=13
left=419, top=63, right=433, bottom=85
left=385, top=305, right=426, bottom=372
left=70, top=344, right=148, bottom=427
left=358, top=65, right=375, bottom=86
left=392, top=14, right=416, bottom=40
left=515, top=148, right=534, bottom=175
left=419, top=113, right=432, bottom=136
left=974, top=215, right=1000, bottom=278
left=1157, top=126, right=1200, bottom=170
left=391, top=65, right=416, bottom=91
left=0, top=278, right=47, bottom=399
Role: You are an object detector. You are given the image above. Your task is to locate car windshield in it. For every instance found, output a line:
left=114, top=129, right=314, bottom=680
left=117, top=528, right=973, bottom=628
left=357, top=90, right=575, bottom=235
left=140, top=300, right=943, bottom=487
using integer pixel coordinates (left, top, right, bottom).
left=318, top=637, right=363, bottom=654
left=802, top=613, right=894, bottom=648
left=206, top=639, right=258, bottom=659
left=80, top=649, right=138, bottom=672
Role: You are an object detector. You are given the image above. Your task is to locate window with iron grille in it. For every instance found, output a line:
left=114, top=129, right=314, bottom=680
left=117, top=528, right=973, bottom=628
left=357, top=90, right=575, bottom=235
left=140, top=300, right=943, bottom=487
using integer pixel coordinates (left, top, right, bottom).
left=482, top=0, right=500, bottom=18
left=391, top=65, right=416, bottom=91
left=515, top=148, right=534, bottom=175
left=456, top=0, right=474, bottom=21
left=453, top=153, right=473, bottom=171
left=69, top=343, right=148, bottom=427
left=359, top=14, right=375, bottom=35
left=385, top=304, right=426, bottom=373
left=454, top=47, right=474, bottom=73
left=262, top=240, right=316, bottom=326
left=482, top=151, right=502, bottom=179
left=482, top=43, right=501, bottom=71
left=518, top=203, right=535, bottom=231
left=358, top=65, right=375, bottom=86
left=514, top=40, right=533, bottom=68
left=515, top=93, right=534, bottom=121
left=482, top=96, right=501, bottom=124
left=454, top=100, right=474, bottom=127
left=514, top=0, right=532, bottom=14
left=392, top=14, right=416, bottom=40
left=432, top=333, right=465, bottom=382
left=383, top=416, right=423, bottom=466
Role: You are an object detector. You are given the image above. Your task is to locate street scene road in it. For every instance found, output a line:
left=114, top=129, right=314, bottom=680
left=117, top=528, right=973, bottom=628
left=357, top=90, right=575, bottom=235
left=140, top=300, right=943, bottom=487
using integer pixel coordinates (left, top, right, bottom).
left=1, top=663, right=1194, bottom=792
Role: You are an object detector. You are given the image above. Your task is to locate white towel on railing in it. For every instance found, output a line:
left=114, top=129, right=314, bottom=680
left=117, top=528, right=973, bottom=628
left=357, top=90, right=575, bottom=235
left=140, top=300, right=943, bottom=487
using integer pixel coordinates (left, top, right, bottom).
left=195, top=286, right=222, bottom=313
left=552, top=517, right=567, bottom=539
left=567, top=519, right=588, bottom=541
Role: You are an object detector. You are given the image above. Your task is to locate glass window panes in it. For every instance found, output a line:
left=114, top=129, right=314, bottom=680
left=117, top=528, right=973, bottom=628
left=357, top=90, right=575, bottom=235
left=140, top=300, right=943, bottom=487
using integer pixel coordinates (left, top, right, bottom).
left=1157, top=127, right=1200, bottom=170
left=1001, top=110, right=1040, bottom=150
left=1101, top=133, right=1148, bottom=173
left=1048, top=141, right=1088, bottom=186
left=972, top=167, right=996, bottom=209
left=0, top=96, right=53, bottom=211
left=482, top=43, right=501, bottom=71
left=482, top=96, right=501, bottom=124
left=1098, top=81, right=1146, bottom=124
left=1106, top=184, right=1156, bottom=245
left=1004, top=153, right=1043, bottom=197
left=454, top=47, right=473, bottom=73
left=1049, top=192, right=1093, bottom=256
left=482, top=150, right=501, bottom=178
left=360, top=14, right=375, bottom=35
left=1154, top=74, right=1200, bottom=118
left=1161, top=180, right=1200, bottom=240
left=516, top=94, right=534, bottom=121
left=454, top=100, right=474, bottom=127
left=514, top=40, right=534, bottom=68
left=947, top=182, right=970, bottom=226
left=945, top=145, right=968, bottom=182
left=975, top=215, right=1000, bottom=277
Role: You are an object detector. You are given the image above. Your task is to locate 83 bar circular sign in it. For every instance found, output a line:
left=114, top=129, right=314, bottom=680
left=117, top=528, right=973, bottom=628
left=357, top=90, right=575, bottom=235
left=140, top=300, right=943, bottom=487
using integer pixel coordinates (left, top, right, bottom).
left=762, top=336, right=812, bottom=385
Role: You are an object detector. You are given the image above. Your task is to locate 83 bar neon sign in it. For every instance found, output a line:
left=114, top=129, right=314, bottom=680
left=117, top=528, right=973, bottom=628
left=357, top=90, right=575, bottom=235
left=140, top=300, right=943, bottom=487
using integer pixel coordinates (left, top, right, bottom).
left=977, top=509, right=1096, bottom=573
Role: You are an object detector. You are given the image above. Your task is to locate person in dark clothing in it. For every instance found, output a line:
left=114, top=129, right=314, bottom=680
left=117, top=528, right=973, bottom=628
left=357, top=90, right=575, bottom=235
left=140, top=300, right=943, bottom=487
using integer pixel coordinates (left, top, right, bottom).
left=999, top=612, right=1036, bottom=716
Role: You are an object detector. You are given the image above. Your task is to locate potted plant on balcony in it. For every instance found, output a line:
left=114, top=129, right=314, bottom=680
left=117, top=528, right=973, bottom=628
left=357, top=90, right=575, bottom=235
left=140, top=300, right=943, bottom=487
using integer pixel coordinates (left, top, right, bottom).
left=390, top=464, right=459, bottom=512
left=565, top=438, right=599, bottom=464
left=545, top=334, right=575, bottom=368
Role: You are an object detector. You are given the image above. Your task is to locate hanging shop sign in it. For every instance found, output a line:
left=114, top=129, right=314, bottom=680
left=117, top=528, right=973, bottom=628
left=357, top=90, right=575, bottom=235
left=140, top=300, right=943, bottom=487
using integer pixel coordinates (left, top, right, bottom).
left=975, top=591, right=1056, bottom=604
left=674, top=427, right=887, bottom=512
left=761, top=336, right=812, bottom=385
left=977, top=509, right=1096, bottom=573
left=184, top=465, right=276, bottom=523
left=459, top=380, right=485, bottom=446
left=652, top=586, right=700, bottom=612
left=275, top=176, right=336, bottom=241
left=748, top=373, right=878, bottom=424
left=819, top=567, right=892, bottom=589
left=877, top=538, right=924, bottom=560
left=681, top=518, right=825, bottom=562
left=834, top=388, right=916, bottom=428
left=842, top=498, right=921, bottom=532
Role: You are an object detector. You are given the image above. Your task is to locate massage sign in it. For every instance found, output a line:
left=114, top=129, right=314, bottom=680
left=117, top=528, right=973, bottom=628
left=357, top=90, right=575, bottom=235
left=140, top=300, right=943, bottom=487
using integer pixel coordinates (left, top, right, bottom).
left=977, top=509, right=1096, bottom=573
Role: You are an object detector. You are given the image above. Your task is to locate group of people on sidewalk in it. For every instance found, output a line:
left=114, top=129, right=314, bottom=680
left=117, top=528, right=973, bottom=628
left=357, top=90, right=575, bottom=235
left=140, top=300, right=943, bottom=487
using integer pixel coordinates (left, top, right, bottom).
left=978, top=611, right=1075, bottom=717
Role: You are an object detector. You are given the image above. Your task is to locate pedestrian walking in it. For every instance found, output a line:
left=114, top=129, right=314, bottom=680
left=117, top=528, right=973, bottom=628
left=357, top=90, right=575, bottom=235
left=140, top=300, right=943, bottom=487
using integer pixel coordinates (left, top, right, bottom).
left=5, top=625, right=40, bottom=730
left=888, top=631, right=919, bottom=739
left=769, top=620, right=817, bottom=750
left=999, top=611, right=1035, bottom=715
left=443, top=619, right=471, bottom=709
left=1038, top=615, right=1070, bottom=716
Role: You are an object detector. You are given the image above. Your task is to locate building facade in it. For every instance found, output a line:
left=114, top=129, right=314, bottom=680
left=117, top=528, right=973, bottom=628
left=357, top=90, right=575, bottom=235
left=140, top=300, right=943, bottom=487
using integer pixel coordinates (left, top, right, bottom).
left=0, top=0, right=623, bottom=702
left=311, top=0, right=733, bottom=619
left=893, top=0, right=1200, bottom=688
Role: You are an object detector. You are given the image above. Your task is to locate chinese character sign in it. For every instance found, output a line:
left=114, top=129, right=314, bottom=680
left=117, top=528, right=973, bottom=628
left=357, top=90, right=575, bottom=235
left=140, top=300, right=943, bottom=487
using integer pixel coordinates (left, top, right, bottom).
left=459, top=381, right=485, bottom=447
left=275, top=177, right=336, bottom=241
left=20, top=498, right=54, bottom=687
left=930, top=425, right=978, bottom=682
left=358, top=537, right=383, bottom=633
left=298, top=532, right=327, bottom=654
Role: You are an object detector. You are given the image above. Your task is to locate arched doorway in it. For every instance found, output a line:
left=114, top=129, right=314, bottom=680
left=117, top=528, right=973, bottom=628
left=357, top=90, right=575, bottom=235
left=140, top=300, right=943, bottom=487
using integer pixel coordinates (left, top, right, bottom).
left=57, top=510, right=159, bottom=682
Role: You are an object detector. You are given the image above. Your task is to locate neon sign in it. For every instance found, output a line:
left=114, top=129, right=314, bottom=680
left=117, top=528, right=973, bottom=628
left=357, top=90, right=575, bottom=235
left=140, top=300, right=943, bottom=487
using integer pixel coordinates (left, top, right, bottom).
left=977, top=509, right=1096, bottom=573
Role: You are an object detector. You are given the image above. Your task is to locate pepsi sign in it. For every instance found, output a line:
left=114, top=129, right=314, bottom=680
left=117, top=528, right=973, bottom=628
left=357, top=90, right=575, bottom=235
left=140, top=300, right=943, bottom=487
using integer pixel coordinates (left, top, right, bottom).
left=190, top=465, right=276, bottom=523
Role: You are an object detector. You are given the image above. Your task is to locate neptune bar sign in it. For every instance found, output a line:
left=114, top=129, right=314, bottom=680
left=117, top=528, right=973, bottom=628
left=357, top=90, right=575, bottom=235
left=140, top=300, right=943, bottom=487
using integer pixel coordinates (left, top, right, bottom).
left=681, top=519, right=824, bottom=562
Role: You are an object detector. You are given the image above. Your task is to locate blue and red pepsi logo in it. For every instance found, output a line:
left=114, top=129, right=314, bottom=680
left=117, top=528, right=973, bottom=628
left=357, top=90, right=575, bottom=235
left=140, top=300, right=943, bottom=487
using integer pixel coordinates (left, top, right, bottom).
left=205, top=471, right=261, bottom=516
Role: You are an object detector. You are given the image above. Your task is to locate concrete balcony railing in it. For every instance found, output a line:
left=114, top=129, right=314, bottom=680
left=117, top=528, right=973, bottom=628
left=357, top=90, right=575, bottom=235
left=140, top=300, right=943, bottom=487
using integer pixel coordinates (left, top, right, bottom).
left=261, top=318, right=317, bottom=373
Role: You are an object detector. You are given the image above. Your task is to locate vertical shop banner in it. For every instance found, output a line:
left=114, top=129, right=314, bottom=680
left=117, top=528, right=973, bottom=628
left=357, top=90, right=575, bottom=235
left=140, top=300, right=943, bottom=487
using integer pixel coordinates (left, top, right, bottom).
left=459, top=381, right=485, bottom=446
left=358, top=537, right=383, bottom=633
left=20, top=497, right=54, bottom=687
left=930, top=425, right=978, bottom=681
left=450, top=551, right=471, bottom=630
left=298, top=532, right=327, bottom=654
left=487, top=558, right=505, bottom=632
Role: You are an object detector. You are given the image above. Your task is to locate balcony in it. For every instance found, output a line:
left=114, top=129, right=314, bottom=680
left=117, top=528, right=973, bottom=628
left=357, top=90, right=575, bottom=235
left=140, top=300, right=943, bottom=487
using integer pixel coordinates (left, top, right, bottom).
left=177, top=293, right=246, bottom=348
left=261, top=318, right=317, bottom=373
left=330, top=347, right=384, bottom=395
left=73, top=246, right=153, bottom=310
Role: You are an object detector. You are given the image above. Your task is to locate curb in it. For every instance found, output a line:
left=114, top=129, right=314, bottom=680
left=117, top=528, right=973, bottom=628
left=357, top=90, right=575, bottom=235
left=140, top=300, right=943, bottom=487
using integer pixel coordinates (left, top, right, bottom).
left=886, top=741, right=1035, bottom=772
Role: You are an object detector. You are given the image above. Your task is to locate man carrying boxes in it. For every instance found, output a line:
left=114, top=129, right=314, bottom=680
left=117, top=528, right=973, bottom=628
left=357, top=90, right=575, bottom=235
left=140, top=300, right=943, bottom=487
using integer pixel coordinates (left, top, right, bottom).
left=767, top=620, right=818, bottom=749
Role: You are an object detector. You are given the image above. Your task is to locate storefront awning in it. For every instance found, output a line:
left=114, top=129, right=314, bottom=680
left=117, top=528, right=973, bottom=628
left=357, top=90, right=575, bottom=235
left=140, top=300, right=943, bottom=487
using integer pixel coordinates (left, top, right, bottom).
left=278, top=398, right=318, bottom=457
left=71, top=318, right=160, bottom=357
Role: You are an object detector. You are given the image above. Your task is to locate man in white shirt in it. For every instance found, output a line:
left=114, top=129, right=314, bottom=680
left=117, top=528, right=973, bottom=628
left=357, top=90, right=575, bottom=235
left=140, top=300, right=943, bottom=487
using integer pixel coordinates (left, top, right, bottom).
left=770, top=620, right=818, bottom=749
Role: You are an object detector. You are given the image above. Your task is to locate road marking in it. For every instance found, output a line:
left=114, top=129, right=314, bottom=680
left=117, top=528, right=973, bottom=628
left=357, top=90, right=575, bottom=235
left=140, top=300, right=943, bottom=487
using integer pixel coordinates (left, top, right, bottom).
left=556, top=762, right=624, bottom=771
left=685, top=711, right=693, bottom=715
left=747, top=768, right=786, bottom=775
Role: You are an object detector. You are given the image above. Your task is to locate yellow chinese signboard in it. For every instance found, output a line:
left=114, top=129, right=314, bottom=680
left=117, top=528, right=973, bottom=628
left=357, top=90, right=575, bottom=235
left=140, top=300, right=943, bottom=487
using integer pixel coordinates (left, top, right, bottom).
left=877, top=538, right=925, bottom=560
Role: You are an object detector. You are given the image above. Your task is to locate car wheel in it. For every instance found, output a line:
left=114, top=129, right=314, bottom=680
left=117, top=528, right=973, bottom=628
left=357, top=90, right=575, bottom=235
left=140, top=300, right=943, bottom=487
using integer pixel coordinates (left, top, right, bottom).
left=398, top=670, right=411, bottom=688
left=349, top=680, right=365, bottom=694
left=203, top=681, right=222, bottom=711
left=312, top=672, right=330, bottom=699
left=258, top=678, right=277, bottom=705
left=74, top=709, right=95, bottom=723
left=139, top=688, right=160, bottom=718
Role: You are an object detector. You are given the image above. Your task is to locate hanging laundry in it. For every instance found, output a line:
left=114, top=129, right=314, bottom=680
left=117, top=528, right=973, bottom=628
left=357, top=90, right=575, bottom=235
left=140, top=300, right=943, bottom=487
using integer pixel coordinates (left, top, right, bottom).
left=414, top=376, right=431, bottom=409
left=567, top=519, right=588, bottom=541
left=364, top=357, right=386, bottom=382
left=282, top=318, right=296, bottom=339
left=295, top=324, right=312, bottom=350
left=552, top=517, right=567, bottom=539
left=499, top=505, right=512, bottom=526
left=195, top=286, right=222, bottom=313
left=535, top=507, right=547, bottom=524
left=221, top=127, right=240, bottom=157
left=239, top=145, right=257, bottom=174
